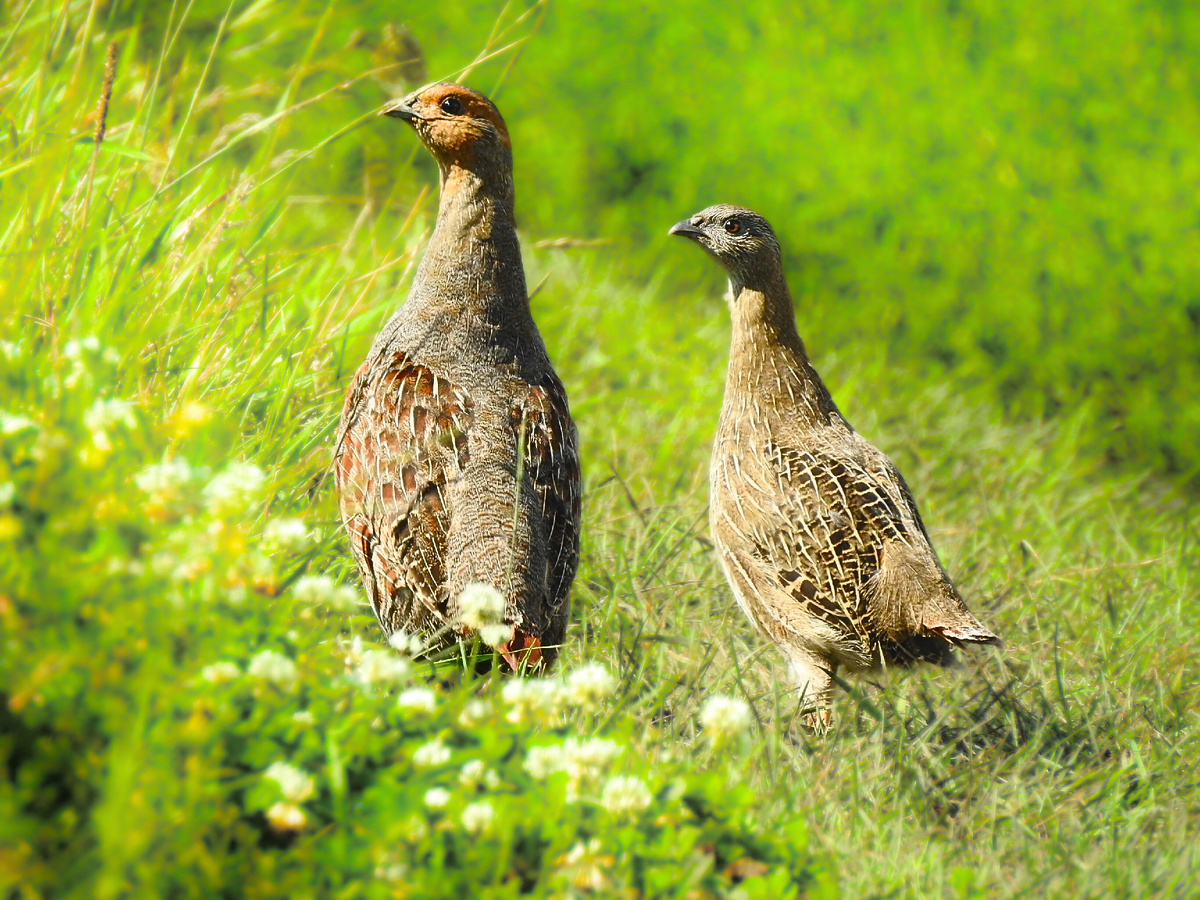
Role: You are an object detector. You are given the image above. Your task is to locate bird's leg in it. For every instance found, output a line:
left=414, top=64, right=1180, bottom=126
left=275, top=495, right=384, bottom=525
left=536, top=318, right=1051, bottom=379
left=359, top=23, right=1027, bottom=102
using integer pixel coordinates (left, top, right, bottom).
left=787, top=652, right=834, bottom=733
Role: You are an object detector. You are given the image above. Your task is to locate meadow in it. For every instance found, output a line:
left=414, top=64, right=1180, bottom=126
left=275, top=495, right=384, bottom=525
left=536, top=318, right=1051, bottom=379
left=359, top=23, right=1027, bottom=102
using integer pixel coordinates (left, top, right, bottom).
left=1, top=0, right=1198, bottom=897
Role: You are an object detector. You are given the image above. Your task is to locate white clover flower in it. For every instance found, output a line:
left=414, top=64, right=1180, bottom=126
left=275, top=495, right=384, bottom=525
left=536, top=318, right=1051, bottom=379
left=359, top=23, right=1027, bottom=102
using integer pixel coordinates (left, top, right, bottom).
left=265, top=801, right=307, bottom=831
left=478, top=623, right=513, bottom=648
left=342, top=635, right=365, bottom=668
left=412, top=739, right=451, bottom=768
left=375, top=862, right=408, bottom=882
left=263, top=517, right=312, bottom=553
left=459, top=759, right=501, bottom=790
left=247, top=649, right=298, bottom=688
left=565, top=663, right=618, bottom=710
left=600, top=776, right=653, bottom=816
left=397, top=687, right=437, bottom=714
left=423, top=787, right=451, bottom=810
left=388, top=630, right=425, bottom=656
left=203, top=462, right=267, bottom=516
left=201, top=661, right=240, bottom=684
left=296, top=574, right=358, bottom=610
left=134, top=458, right=198, bottom=508
left=457, top=698, right=491, bottom=728
left=460, top=799, right=495, bottom=834
left=523, top=744, right=568, bottom=780
left=292, top=710, right=316, bottom=726
left=264, top=761, right=316, bottom=802
left=354, top=649, right=411, bottom=686
left=563, top=737, right=621, bottom=774
left=457, top=582, right=506, bottom=630
left=700, top=694, right=754, bottom=741
left=502, top=678, right=566, bottom=724
left=558, top=839, right=611, bottom=891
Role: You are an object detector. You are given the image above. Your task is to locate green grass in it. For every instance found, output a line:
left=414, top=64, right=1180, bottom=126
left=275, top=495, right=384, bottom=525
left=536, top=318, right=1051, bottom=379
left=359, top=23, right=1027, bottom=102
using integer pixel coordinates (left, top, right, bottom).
left=2, top=0, right=1198, bottom=897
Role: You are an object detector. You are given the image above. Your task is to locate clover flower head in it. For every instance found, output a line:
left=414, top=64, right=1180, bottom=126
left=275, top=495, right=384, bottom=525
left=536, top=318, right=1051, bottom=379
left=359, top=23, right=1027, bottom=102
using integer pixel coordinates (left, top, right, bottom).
left=423, top=787, right=451, bottom=810
left=565, top=663, right=618, bottom=710
left=264, top=761, right=315, bottom=802
left=412, top=739, right=451, bottom=768
left=247, top=649, right=298, bottom=688
left=354, top=649, right=411, bottom=686
left=460, top=799, right=495, bottom=834
left=201, top=661, right=240, bottom=684
left=263, top=517, right=312, bottom=553
left=700, top=694, right=754, bottom=741
left=203, top=462, right=267, bottom=516
left=523, top=744, right=569, bottom=780
left=396, top=687, right=438, bottom=714
left=388, top=629, right=425, bottom=656
left=457, top=698, right=491, bottom=728
left=457, top=582, right=506, bottom=631
left=265, top=801, right=307, bottom=831
left=600, top=776, right=653, bottom=816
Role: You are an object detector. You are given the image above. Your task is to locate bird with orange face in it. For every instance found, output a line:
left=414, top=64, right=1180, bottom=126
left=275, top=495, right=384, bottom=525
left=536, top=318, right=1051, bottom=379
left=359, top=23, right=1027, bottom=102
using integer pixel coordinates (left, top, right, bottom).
left=335, top=83, right=580, bottom=671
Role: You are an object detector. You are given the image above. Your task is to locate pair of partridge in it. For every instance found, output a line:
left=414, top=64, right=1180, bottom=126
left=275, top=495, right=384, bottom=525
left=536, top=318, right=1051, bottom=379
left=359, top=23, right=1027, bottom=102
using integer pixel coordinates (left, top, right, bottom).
left=334, top=82, right=1000, bottom=721
left=670, top=206, right=1001, bottom=724
left=335, top=83, right=579, bottom=672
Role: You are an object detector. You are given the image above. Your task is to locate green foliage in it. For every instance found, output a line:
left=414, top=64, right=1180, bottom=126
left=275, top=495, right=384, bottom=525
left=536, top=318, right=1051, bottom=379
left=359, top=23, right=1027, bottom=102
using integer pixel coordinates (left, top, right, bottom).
left=2, top=1, right=1199, bottom=898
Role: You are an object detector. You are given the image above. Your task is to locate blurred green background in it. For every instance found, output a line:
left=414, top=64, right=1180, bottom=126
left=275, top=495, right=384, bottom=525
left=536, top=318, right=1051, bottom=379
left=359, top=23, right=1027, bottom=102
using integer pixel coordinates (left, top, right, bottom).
left=98, top=0, right=1200, bottom=479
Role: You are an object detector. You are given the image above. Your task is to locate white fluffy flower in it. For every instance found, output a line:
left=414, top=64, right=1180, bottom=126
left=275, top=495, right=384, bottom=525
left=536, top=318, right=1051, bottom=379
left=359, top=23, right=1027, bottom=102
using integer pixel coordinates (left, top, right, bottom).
left=293, top=574, right=359, bottom=610
left=600, top=776, right=653, bottom=816
left=292, top=710, right=316, bottom=726
left=565, top=663, right=617, bottom=710
left=412, top=739, right=451, bottom=768
left=265, top=761, right=315, bottom=802
left=354, top=649, right=411, bottom=686
left=413, top=739, right=451, bottom=768
left=388, top=630, right=425, bottom=656
left=457, top=698, right=491, bottom=728
left=502, top=679, right=566, bottom=724
left=523, top=744, right=568, bottom=780
left=135, top=458, right=198, bottom=508
left=263, top=517, right=312, bottom=553
left=423, top=787, right=451, bottom=810
left=203, top=462, right=267, bottom=516
left=564, top=737, right=621, bottom=774
left=457, top=582, right=506, bottom=630
left=460, top=800, right=495, bottom=834
left=458, top=759, right=501, bottom=790
left=265, top=801, right=307, bottom=831
left=200, top=661, right=240, bottom=684
left=247, top=649, right=298, bottom=688
left=396, top=687, right=437, bottom=714
left=700, top=695, right=754, bottom=740
left=478, top=623, right=513, bottom=648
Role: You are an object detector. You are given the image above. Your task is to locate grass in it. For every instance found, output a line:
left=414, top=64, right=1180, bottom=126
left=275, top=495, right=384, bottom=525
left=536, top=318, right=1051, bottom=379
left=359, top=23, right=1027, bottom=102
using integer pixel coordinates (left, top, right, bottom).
left=2, top=0, right=1198, bottom=897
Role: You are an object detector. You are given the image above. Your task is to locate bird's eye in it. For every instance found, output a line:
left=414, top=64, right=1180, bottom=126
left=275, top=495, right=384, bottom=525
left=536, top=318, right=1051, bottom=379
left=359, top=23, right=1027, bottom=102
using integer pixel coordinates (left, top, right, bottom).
left=439, top=96, right=464, bottom=115
left=723, top=218, right=742, bottom=235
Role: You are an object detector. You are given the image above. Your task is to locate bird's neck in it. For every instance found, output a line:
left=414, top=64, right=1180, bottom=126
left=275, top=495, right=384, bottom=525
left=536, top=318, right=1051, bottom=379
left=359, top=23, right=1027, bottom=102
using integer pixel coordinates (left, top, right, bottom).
left=411, top=163, right=529, bottom=329
left=724, top=279, right=843, bottom=427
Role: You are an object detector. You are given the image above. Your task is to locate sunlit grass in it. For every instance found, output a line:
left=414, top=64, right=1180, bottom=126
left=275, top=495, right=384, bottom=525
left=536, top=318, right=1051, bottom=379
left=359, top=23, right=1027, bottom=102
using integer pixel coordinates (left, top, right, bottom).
left=2, top=1, right=1198, bottom=897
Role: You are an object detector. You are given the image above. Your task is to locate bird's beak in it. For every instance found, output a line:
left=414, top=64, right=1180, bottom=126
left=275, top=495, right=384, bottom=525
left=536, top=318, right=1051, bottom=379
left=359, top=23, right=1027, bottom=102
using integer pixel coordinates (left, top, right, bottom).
left=668, top=219, right=705, bottom=239
left=380, top=97, right=420, bottom=121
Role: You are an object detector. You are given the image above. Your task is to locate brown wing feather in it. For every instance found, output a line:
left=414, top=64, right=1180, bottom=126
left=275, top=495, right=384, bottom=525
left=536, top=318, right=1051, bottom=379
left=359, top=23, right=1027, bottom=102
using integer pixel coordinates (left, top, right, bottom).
left=334, top=351, right=473, bottom=644
left=515, top=374, right=581, bottom=657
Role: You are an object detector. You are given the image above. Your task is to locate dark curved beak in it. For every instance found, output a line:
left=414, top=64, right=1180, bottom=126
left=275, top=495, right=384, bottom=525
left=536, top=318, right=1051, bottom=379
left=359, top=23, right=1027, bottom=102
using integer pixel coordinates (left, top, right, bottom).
left=380, top=97, right=420, bottom=121
left=668, top=219, right=705, bottom=239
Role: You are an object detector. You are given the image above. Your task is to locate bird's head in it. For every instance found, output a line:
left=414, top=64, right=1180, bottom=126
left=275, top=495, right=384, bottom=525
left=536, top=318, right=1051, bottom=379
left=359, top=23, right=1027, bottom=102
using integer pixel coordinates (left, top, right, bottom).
left=668, top=205, right=784, bottom=291
left=381, top=82, right=511, bottom=171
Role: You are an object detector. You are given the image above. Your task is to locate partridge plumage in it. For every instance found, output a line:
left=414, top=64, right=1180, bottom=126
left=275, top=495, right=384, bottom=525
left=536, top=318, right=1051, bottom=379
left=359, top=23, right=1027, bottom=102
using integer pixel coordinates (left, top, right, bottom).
left=335, top=83, right=580, bottom=670
left=670, top=205, right=1000, bottom=724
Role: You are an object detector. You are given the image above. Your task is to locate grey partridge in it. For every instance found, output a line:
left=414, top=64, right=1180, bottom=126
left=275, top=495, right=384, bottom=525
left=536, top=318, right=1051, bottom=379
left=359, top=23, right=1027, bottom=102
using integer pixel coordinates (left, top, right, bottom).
left=335, top=83, right=581, bottom=671
left=669, top=204, right=1000, bottom=725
